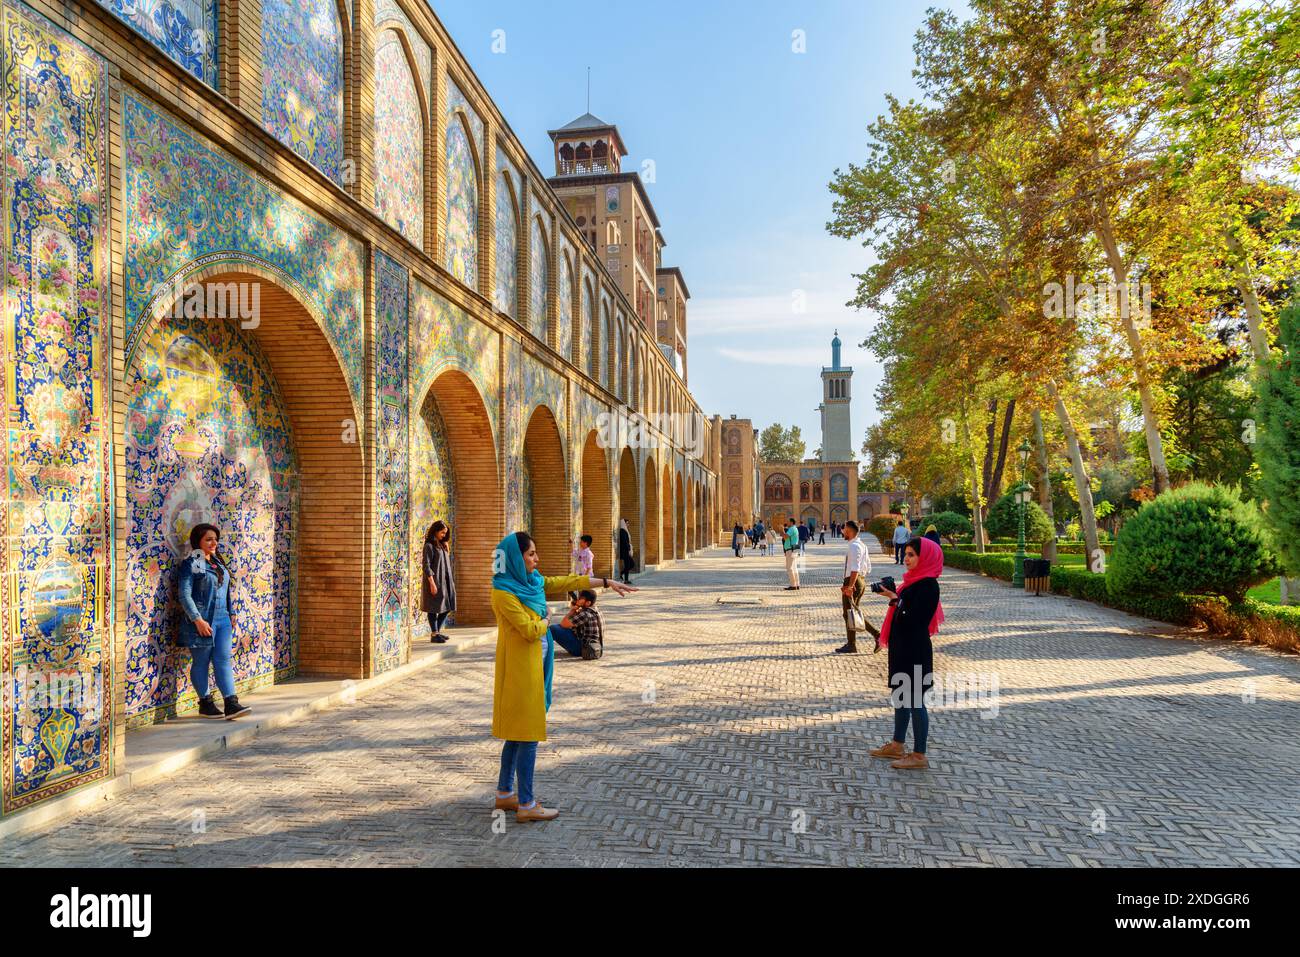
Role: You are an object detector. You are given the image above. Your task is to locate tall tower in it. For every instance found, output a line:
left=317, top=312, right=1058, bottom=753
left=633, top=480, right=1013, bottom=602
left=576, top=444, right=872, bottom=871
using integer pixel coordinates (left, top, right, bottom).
left=819, top=331, right=854, bottom=461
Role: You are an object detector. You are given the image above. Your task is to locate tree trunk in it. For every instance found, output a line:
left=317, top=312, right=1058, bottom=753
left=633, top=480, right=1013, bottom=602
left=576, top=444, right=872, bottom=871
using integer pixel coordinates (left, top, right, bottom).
left=1093, top=202, right=1171, bottom=494
left=981, top=398, right=997, bottom=525
left=960, top=399, right=986, bottom=554
left=989, top=398, right=1016, bottom=500
left=1048, top=381, right=1101, bottom=566
left=1224, top=227, right=1271, bottom=365
left=1282, top=577, right=1299, bottom=607
left=1032, top=408, right=1057, bottom=562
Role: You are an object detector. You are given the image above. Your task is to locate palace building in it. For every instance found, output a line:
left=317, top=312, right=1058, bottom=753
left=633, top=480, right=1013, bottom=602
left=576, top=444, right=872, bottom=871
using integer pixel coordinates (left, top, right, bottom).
left=757, top=334, right=858, bottom=531
left=0, top=0, right=721, bottom=822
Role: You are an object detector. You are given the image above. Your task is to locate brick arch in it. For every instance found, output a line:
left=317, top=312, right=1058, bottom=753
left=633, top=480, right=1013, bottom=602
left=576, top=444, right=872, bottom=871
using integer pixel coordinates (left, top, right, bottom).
left=618, top=447, right=640, bottom=573
left=123, top=269, right=366, bottom=680
left=644, top=455, right=661, bottom=566
left=419, top=369, right=501, bottom=626
left=695, top=480, right=704, bottom=552
left=675, top=471, right=686, bottom=560
left=580, top=430, right=613, bottom=578
left=524, top=404, right=568, bottom=577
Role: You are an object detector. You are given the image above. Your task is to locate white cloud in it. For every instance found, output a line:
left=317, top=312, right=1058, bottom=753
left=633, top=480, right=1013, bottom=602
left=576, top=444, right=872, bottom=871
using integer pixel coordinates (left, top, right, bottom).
left=690, top=289, right=875, bottom=338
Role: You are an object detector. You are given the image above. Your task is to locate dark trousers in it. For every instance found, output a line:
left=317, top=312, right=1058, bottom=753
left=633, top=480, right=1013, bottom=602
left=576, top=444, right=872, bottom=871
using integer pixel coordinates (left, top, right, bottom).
left=894, top=543, right=905, bottom=564
left=428, top=611, right=450, bottom=636
left=893, top=707, right=929, bottom=754
left=841, top=576, right=874, bottom=647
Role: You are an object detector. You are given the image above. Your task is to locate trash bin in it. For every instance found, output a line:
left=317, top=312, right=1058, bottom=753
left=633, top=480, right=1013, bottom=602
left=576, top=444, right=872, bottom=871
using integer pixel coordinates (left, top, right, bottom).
left=1024, top=559, right=1051, bottom=595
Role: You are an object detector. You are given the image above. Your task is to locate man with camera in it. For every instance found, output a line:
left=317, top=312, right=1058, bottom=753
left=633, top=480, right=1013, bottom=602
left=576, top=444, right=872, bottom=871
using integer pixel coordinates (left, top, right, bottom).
left=836, top=520, right=881, bottom=654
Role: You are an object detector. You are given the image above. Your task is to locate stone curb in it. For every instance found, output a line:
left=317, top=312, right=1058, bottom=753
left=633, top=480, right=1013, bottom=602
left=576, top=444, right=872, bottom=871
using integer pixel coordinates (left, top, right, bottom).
left=0, top=630, right=498, bottom=843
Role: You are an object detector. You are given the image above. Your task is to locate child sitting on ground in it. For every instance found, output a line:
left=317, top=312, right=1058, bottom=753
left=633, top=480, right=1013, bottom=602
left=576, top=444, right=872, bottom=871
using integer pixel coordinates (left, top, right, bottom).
left=550, top=590, right=605, bottom=660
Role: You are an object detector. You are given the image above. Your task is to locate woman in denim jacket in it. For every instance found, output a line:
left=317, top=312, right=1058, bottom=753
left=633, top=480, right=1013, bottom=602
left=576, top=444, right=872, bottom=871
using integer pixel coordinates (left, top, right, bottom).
left=177, top=523, right=251, bottom=720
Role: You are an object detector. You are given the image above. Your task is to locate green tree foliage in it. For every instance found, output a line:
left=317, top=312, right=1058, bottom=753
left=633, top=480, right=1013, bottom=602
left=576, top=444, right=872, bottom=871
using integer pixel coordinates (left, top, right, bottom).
left=758, top=424, right=806, bottom=463
left=1257, top=300, right=1300, bottom=574
left=1108, top=482, right=1278, bottom=603
left=985, top=486, right=1054, bottom=544
left=930, top=492, right=971, bottom=517
left=928, top=511, right=973, bottom=546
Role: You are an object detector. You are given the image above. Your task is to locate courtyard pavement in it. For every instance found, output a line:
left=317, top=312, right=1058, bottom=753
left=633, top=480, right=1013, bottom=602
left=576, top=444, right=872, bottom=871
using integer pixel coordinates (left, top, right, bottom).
left=3, top=541, right=1299, bottom=867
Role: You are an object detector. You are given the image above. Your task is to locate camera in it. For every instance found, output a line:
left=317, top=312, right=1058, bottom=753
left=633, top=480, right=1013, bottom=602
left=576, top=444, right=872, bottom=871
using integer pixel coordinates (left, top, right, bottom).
left=870, top=576, right=896, bottom=595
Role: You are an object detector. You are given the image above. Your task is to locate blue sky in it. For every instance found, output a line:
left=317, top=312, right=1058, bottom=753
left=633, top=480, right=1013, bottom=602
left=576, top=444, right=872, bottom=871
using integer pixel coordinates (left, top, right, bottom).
left=432, top=0, right=965, bottom=454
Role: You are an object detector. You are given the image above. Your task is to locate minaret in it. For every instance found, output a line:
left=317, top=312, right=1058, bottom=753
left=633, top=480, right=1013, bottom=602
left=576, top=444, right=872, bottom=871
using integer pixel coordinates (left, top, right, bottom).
left=820, top=331, right=853, bottom=461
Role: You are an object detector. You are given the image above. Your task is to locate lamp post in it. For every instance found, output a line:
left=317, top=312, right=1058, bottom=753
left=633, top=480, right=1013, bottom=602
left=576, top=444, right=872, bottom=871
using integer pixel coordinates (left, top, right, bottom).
left=900, top=500, right=910, bottom=531
left=1012, top=439, right=1033, bottom=588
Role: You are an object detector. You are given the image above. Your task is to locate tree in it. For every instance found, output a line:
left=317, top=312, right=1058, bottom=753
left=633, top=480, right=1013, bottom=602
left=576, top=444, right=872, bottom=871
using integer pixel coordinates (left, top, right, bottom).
left=759, top=424, right=806, bottom=462
left=1257, top=299, right=1300, bottom=601
left=986, top=487, right=1054, bottom=544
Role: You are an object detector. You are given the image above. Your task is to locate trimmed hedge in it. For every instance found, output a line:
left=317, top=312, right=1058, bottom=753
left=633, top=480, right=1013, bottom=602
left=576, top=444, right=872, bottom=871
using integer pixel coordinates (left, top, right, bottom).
left=944, top=549, right=1299, bottom=654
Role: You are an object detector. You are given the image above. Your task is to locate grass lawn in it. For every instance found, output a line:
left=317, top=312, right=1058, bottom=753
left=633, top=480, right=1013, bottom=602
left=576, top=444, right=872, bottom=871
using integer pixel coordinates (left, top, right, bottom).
left=1248, top=578, right=1281, bottom=605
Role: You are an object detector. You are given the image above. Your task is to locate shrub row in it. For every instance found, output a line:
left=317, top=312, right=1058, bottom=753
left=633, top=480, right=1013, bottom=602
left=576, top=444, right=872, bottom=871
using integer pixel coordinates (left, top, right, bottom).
left=950, top=542, right=1114, bottom=556
left=944, top=550, right=1299, bottom=653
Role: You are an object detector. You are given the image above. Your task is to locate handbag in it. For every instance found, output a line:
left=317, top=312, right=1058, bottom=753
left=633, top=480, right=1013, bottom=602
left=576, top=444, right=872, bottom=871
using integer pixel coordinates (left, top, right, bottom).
left=849, top=606, right=867, bottom=632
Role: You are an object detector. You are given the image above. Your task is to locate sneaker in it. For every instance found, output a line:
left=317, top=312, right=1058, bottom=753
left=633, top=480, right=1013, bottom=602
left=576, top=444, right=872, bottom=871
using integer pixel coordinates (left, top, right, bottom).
left=223, top=696, right=251, bottom=720
left=197, top=696, right=224, bottom=720
left=891, top=751, right=930, bottom=770
left=869, top=740, right=906, bottom=759
left=516, top=803, right=559, bottom=823
left=834, top=644, right=858, bottom=655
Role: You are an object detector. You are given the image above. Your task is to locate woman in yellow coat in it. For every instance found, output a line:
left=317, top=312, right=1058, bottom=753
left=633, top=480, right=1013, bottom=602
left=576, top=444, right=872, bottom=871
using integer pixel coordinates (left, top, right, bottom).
left=492, top=531, right=636, bottom=822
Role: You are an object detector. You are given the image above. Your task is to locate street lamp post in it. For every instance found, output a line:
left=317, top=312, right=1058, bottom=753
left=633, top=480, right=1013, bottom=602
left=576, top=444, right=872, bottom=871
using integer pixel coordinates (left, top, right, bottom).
left=1012, top=439, right=1033, bottom=588
left=900, top=501, right=910, bottom=531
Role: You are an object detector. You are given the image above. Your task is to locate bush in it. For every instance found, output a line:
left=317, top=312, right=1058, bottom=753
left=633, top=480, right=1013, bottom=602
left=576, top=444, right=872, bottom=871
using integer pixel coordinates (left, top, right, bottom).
left=1049, top=566, right=1200, bottom=624
left=985, top=485, right=1054, bottom=543
left=865, top=514, right=904, bottom=551
left=943, top=549, right=1015, bottom=580
left=928, top=511, right=973, bottom=545
left=1107, top=482, right=1278, bottom=603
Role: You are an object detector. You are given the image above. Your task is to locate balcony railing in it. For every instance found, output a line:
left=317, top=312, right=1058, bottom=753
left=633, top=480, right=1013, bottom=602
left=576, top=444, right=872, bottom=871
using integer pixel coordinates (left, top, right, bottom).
left=558, top=159, right=617, bottom=176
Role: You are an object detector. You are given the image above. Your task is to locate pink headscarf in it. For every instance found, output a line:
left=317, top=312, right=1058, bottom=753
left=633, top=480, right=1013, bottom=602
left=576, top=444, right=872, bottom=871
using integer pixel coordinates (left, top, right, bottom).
left=878, top=536, right=944, bottom=649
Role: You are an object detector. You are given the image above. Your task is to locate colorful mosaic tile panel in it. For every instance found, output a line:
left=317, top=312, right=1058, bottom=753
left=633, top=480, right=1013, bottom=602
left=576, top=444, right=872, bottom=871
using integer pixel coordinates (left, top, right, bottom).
left=1, top=1, right=111, bottom=815
left=503, top=337, right=523, bottom=529
left=372, top=251, right=409, bottom=675
left=445, top=76, right=483, bottom=163
left=443, top=117, right=478, bottom=287
left=122, top=94, right=365, bottom=413
left=374, top=0, right=430, bottom=91
left=581, top=278, right=594, bottom=378
left=373, top=30, right=424, bottom=247
left=409, top=278, right=499, bottom=443
left=94, top=0, right=217, bottom=85
left=528, top=217, right=548, bottom=343
left=557, top=243, right=574, bottom=361
left=259, top=0, right=344, bottom=181
left=123, top=316, right=298, bottom=724
left=494, top=165, right=518, bottom=319
left=409, top=391, right=452, bottom=639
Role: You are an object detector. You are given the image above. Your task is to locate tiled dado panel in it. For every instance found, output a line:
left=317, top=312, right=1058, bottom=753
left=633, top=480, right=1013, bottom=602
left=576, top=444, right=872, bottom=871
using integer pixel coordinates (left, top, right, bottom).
left=372, top=251, right=408, bottom=675
left=1, top=0, right=112, bottom=815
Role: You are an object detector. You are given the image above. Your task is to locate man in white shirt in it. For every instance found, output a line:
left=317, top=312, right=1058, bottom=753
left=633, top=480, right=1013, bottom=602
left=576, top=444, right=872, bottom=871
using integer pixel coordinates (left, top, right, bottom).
left=836, top=520, right=880, bottom=654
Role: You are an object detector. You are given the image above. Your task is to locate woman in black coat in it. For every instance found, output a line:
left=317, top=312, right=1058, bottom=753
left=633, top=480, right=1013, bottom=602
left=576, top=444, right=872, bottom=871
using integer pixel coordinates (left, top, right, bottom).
left=617, top=518, right=637, bottom=584
left=422, top=520, right=456, bottom=643
left=731, top=523, right=744, bottom=557
left=869, top=536, right=944, bottom=770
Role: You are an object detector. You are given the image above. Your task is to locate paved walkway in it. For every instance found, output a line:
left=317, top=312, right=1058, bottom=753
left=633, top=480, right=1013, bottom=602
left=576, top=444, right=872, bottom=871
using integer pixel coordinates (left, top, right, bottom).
left=3, top=542, right=1299, bottom=867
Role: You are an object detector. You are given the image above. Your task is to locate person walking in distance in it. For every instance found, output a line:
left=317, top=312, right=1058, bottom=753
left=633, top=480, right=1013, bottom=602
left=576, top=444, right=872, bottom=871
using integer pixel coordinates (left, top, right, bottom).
left=491, top=532, right=636, bottom=822
left=869, top=536, right=944, bottom=770
left=422, top=520, right=456, bottom=643
left=782, top=518, right=801, bottom=590
left=732, top=522, right=745, bottom=558
left=617, top=518, right=636, bottom=584
left=835, top=520, right=880, bottom=654
left=892, top=520, right=910, bottom=565
left=797, top=520, right=810, bottom=556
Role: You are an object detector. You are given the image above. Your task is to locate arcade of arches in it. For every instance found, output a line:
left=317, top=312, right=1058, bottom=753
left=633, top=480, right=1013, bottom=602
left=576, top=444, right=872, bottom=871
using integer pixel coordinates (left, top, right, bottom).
left=0, top=0, right=721, bottom=820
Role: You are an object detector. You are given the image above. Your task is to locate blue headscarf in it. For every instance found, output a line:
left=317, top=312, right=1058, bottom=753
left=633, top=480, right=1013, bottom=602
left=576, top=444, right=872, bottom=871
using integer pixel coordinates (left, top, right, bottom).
left=492, top=532, right=555, bottom=710
left=491, top=532, right=548, bottom=618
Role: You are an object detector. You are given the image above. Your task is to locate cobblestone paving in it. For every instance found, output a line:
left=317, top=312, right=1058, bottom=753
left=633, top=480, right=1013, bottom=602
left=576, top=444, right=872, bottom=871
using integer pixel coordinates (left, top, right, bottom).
left=4, top=542, right=1300, bottom=867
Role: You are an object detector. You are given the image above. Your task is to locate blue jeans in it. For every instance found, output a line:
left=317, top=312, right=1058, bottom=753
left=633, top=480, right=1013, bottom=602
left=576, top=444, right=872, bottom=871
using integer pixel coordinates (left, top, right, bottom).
left=498, top=740, right=538, bottom=806
left=191, top=613, right=235, bottom=699
left=895, top=543, right=905, bottom=563
left=893, top=706, right=929, bottom=754
left=549, top=624, right=583, bottom=658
